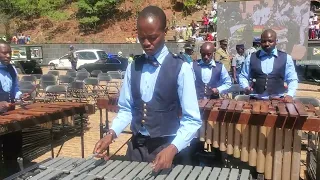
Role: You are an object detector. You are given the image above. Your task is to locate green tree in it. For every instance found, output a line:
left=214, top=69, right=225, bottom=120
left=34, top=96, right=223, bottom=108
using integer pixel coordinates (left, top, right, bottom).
left=77, top=0, right=118, bottom=32
left=183, top=0, right=197, bottom=16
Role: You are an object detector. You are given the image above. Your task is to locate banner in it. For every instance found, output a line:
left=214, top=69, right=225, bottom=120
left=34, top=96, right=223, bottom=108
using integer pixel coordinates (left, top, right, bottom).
left=217, top=0, right=310, bottom=60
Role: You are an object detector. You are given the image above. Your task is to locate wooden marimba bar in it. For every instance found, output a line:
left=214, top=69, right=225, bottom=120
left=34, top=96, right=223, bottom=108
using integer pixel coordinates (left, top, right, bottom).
left=198, top=99, right=320, bottom=180
left=0, top=102, right=94, bottom=158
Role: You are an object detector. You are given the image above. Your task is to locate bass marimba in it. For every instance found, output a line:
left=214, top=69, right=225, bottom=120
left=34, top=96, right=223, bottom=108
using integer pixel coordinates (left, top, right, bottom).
left=198, top=99, right=320, bottom=180
left=5, top=157, right=252, bottom=180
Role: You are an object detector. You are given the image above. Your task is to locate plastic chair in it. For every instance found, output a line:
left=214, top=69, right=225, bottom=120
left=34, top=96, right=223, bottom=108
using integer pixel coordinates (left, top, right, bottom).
left=47, top=70, right=60, bottom=76
left=66, top=71, right=77, bottom=78
left=294, top=96, right=320, bottom=107
left=40, top=74, right=56, bottom=82
left=45, top=85, right=68, bottom=102
left=67, top=81, right=88, bottom=102
left=91, top=70, right=102, bottom=77
left=59, top=75, right=74, bottom=85
left=84, top=77, right=100, bottom=101
left=75, top=75, right=89, bottom=82
left=21, top=75, right=37, bottom=84
left=107, top=71, right=122, bottom=79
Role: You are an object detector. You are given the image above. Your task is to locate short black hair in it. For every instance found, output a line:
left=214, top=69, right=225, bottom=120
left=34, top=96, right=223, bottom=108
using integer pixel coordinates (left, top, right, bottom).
left=0, top=39, right=9, bottom=46
left=138, top=6, right=167, bottom=30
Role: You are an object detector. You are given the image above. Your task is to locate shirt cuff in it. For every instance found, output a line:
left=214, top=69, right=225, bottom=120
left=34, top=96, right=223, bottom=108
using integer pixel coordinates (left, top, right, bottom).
left=286, top=90, right=295, bottom=97
left=15, top=91, right=22, bottom=99
left=171, top=137, right=187, bottom=153
left=110, top=126, right=122, bottom=138
left=217, top=86, right=225, bottom=93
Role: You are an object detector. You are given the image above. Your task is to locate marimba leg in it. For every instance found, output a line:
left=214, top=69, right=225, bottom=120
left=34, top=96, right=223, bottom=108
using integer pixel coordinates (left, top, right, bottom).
left=213, top=122, right=220, bottom=148
left=241, top=124, right=249, bottom=163
left=257, top=126, right=267, bottom=174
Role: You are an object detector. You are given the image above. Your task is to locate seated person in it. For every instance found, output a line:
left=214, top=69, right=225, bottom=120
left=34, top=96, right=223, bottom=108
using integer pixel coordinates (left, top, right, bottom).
left=193, top=42, right=232, bottom=99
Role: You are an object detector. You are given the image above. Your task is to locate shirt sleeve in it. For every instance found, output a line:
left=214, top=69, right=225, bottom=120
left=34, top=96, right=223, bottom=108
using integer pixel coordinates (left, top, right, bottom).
left=239, top=55, right=251, bottom=89
left=285, top=55, right=298, bottom=97
left=217, top=64, right=232, bottom=93
left=171, top=62, right=202, bottom=152
left=214, top=51, right=221, bottom=62
left=110, top=64, right=133, bottom=137
left=231, top=57, right=236, bottom=67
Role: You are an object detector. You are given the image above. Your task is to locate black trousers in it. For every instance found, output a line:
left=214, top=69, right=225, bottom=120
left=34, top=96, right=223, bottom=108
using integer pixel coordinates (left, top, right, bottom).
left=126, top=134, right=192, bottom=165
left=0, top=131, right=23, bottom=179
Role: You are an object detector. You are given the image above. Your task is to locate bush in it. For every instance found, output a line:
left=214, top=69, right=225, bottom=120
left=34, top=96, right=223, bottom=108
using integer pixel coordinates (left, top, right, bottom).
left=77, top=0, right=118, bottom=32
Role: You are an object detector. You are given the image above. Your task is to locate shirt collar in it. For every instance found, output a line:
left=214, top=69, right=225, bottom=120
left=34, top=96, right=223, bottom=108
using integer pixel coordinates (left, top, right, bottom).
left=259, top=48, right=278, bottom=57
left=145, top=45, right=169, bottom=65
left=199, top=59, right=216, bottom=67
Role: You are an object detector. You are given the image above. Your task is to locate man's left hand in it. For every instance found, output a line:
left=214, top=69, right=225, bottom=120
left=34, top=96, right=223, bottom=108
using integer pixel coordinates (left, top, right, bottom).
left=283, top=95, right=293, bottom=103
left=212, top=88, right=219, bottom=94
left=152, top=144, right=178, bottom=172
left=20, top=93, right=30, bottom=101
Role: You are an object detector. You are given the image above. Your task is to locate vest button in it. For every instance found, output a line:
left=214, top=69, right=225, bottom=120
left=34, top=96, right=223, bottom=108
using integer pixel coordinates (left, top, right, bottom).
left=143, top=103, right=147, bottom=108
left=144, top=108, right=147, bottom=113
left=141, top=120, right=145, bottom=124
left=265, top=86, right=267, bottom=89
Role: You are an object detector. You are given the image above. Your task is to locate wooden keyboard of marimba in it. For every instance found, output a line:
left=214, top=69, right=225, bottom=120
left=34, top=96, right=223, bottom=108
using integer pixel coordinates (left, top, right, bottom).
left=198, top=99, right=320, bottom=180
left=5, top=157, right=252, bottom=180
left=0, top=102, right=93, bottom=135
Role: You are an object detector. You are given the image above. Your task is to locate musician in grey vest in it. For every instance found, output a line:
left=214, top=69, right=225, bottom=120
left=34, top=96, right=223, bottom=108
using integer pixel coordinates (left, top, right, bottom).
left=94, top=6, right=201, bottom=172
left=0, top=40, right=29, bottom=178
left=239, top=29, right=298, bottom=102
left=193, top=42, right=232, bottom=100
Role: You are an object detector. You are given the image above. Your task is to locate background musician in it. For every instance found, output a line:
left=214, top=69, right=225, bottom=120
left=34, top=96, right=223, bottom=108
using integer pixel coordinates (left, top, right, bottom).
left=0, top=40, right=29, bottom=178
left=239, top=29, right=298, bottom=102
left=93, top=6, right=201, bottom=172
left=193, top=42, right=232, bottom=100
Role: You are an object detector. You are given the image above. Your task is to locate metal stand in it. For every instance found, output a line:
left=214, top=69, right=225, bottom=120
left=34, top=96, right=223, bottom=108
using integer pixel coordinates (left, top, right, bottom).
left=80, top=113, right=84, bottom=158
left=99, top=109, right=104, bottom=139
left=317, top=133, right=320, bottom=180
left=50, top=126, right=54, bottom=158
left=106, top=109, right=109, bottom=156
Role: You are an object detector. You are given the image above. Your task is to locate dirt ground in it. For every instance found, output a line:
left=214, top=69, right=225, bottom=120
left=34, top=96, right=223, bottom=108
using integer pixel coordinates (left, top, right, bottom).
left=32, top=67, right=320, bottom=179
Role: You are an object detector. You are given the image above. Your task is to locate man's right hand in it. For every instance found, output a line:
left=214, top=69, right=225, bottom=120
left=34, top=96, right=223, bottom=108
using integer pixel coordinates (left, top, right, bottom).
left=244, top=87, right=253, bottom=95
left=0, top=101, right=9, bottom=112
left=93, top=130, right=115, bottom=160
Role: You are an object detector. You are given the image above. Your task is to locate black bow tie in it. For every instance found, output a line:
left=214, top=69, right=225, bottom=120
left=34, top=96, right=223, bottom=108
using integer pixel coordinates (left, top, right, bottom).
left=146, top=56, right=159, bottom=67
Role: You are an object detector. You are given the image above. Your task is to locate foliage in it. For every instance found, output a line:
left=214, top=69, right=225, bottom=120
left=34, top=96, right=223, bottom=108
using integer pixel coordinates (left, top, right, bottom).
left=77, top=0, right=118, bottom=32
left=183, top=0, right=197, bottom=16
left=0, top=13, right=11, bottom=40
left=44, top=11, right=69, bottom=21
left=0, top=0, right=66, bottom=19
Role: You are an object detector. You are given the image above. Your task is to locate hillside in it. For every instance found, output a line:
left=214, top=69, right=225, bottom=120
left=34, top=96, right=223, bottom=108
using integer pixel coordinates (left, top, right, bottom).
left=1, top=0, right=207, bottom=44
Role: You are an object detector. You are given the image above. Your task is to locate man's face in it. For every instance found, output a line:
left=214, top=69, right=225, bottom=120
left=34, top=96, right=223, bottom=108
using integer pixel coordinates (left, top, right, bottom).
left=200, top=48, right=215, bottom=64
left=0, top=44, right=12, bottom=65
left=137, top=17, right=166, bottom=56
left=185, top=49, right=193, bottom=55
left=220, top=42, right=228, bottom=51
left=261, top=32, right=276, bottom=53
left=236, top=47, right=244, bottom=55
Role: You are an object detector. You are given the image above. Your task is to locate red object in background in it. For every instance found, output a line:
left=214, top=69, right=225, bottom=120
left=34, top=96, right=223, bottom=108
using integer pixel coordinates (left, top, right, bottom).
left=202, top=16, right=209, bottom=25
left=206, top=33, right=214, bottom=41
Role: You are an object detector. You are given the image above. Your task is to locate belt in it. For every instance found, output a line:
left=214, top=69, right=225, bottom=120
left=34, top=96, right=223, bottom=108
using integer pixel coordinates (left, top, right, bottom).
left=131, top=133, right=175, bottom=153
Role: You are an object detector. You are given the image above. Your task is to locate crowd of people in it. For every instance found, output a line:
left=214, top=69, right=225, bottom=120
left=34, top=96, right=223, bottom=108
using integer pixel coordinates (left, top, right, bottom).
left=173, top=2, right=218, bottom=43
left=309, top=13, right=320, bottom=39
left=0, top=33, right=32, bottom=44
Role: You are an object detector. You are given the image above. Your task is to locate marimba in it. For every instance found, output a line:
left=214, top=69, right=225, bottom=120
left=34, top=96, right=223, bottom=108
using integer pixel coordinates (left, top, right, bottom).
left=0, top=102, right=94, bottom=158
left=5, top=157, right=252, bottom=180
left=198, top=99, right=320, bottom=180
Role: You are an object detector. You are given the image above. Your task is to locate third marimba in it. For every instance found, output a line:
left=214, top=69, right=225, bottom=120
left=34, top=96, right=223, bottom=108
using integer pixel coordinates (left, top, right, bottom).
left=198, top=99, right=320, bottom=180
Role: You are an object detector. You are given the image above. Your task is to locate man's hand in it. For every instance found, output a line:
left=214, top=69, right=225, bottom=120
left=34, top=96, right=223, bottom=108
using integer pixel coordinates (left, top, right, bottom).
left=20, top=93, right=30, bottom=101
left=283, top=95, right=293, bottom=103
left=0, top=101, right=9, bottom=112
left=244, top=87, right=253, bottom=95
left=211, top=88, right=219, bottom=94
left=152, top=144, right=178, bottom=172
left=233, top=78, right=238, bottom=84
left=93, top=130, right=115, bottom=160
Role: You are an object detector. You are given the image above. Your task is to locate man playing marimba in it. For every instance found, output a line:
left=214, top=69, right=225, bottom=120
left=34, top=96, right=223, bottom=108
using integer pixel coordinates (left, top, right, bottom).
left=239, top=29, right=298, bottom=102
left=0, top=39, right=29, bottom=178
left=193, top=42, right=232, bottom=100
left=94, top=6, right=201, bottom=172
